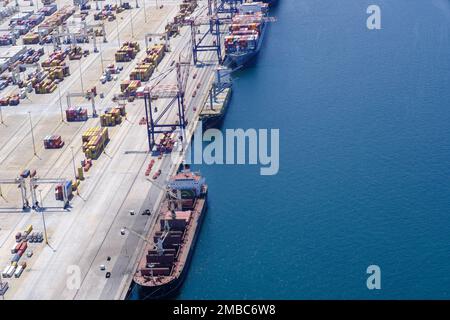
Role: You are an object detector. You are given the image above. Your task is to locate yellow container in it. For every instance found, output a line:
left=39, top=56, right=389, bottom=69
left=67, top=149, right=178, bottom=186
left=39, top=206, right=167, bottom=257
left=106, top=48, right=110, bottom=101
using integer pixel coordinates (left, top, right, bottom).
left=25, top=224, right=33, bottom=234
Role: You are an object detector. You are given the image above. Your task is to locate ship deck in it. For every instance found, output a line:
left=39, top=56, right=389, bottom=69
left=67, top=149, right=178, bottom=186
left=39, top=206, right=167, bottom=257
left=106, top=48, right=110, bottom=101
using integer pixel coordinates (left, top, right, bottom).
left=133, top=196, right=206, bottom=288
left=200, top=87, right=231, bottom=117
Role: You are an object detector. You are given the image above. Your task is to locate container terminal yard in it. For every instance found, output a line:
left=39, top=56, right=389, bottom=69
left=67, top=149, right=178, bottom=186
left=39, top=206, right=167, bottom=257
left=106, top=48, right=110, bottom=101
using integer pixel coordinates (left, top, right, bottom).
left=0, top=0, right=249, bottom=299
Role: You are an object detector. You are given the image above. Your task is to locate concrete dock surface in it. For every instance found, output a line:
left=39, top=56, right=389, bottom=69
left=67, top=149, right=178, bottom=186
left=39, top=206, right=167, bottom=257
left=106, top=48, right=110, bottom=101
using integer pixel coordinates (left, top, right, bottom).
left=0, top=0, right=221, bottom=299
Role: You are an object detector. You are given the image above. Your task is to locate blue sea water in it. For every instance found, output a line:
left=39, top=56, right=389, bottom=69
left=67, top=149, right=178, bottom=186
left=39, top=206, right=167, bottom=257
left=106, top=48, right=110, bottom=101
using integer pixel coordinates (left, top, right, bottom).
left=177, top=0, right=450, bottom=299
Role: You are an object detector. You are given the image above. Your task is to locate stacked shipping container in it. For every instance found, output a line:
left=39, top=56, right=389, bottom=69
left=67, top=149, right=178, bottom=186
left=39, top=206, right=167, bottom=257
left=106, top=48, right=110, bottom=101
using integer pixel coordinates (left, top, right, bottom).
left=115, top=41, right=140, bottom=62
left=81, top=127, right=109, bottom=159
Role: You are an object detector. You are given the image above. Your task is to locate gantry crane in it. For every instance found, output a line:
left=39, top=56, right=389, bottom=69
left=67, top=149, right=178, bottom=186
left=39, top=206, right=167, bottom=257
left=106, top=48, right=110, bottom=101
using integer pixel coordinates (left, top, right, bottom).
left=66, top=91, right=97, bottom=117
left=144, top=32, right=170, bottom=51
left=83, top=21, right=107, bottom=53
left=0, top=177, right=29, bottom=210
left=11, top=62, right=42, bottom=85
left=212, top=0, right=244, bottom=16
left=29, top=177, right=70, bottom=210
left=144, top=49, right=191, bottom=151
left=189, top=14, right=226, bottom=65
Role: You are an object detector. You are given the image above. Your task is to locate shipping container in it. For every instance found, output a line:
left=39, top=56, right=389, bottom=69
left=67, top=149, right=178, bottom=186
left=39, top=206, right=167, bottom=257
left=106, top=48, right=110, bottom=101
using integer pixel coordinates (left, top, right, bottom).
left=25, top=224, right=33, bottom=235
left=14, top=265, right=24, bottom=278
left=6, top=265, right=15, bottom=278
left=0, top=282, right=8, bottom=296
left=11, top=253, right=20, bottom=263
left=44, top=135, right=64, bottom=149
left=19, top=241, right=27, bottom=252
left=2, top=266, right=10, bottom=278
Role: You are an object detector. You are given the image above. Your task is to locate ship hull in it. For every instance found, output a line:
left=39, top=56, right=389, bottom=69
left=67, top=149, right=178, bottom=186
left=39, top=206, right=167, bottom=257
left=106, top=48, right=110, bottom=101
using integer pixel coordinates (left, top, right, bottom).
left=131, top=197, right=208, bottom=300
left=201, top=113, right=225, bottom=129
left=264, top=0, right=278, bottom=6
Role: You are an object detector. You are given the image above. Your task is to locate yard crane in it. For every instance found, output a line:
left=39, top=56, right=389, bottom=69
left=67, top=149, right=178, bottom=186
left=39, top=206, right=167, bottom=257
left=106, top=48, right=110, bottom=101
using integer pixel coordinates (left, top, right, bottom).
left=0, top=177, right=29, bottom=210
left=83, top=21, right=107, bottom=53
left=37, top=26, right=78, bottom=51
left=66, top=91, right=97, bottom=117
left=11, top=62, right=42, bottom=85
left=144, top=32, right=170, bottom=51
left=29, top=177, right=70, bottom=210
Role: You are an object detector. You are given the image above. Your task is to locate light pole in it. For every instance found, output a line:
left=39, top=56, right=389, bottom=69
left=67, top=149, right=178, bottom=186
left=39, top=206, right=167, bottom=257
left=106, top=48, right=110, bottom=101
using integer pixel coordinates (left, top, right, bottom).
left=143, top=0, right=147, bottom=23
left=78, top=60, right=84, bottom=93
left=0, top=104, right=4, bottom=125
left=70, top=147, right=77, bottom=181
left=129, top=10, right=135, bottom=38
left=58, top=85, right=64, bottom=122
left=39, top=189, right=43, bottom=209
left=115, top=0, right=121, bottom=47
left=99, top=36, right=105, bottom=72
left=0, top=272, right=4, bottom=300
left=28, top=112, right=37, bottom=156
left=39, top=190, right=49, bottom=246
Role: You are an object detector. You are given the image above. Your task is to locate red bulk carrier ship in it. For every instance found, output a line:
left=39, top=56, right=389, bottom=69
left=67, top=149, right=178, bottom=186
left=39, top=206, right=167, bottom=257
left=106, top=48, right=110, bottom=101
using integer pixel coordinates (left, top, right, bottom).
left=131, top=166, right=208, bottom=299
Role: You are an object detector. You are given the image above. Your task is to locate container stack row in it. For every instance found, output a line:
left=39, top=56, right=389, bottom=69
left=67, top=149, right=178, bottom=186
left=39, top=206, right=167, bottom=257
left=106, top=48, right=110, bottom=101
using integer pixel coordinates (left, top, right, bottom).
left=82, top=127, right=109, bottom=159
left=129, top=44, right=165, bottom=82
left=115, top=41, right=140, bottom=62
left=66, top=107, right=88, bottom=122
left=43, top=135, right=64, bottom=149
left=100, top=105, right=126, bottom=127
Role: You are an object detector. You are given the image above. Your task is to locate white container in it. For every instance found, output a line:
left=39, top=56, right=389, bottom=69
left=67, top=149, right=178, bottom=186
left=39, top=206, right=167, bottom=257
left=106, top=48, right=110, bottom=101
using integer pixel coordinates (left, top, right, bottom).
left=6, top=265, right=15, bottom=278
left=2, top=266, right=10, bottom=278
left=14, top=266, right=23, bottom=278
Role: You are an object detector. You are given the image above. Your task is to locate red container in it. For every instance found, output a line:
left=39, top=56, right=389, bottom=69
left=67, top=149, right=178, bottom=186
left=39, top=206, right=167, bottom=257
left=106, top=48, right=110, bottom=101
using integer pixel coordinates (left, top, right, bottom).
left=19, top=241, right=27, bottom=251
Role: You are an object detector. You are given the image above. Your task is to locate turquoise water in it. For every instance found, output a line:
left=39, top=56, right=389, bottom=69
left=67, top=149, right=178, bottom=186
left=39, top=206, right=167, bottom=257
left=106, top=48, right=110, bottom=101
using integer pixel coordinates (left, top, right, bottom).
left=177, top=0, right=450, bottom=299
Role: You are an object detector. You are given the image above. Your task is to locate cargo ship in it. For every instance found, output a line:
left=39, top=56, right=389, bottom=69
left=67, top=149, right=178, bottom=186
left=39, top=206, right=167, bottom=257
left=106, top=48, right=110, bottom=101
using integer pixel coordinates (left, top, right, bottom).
left=131, top=166, right=208, bottom=299
left=200, top=86, right=232, bottom=128
left=200, top=67, right=233, bottom=128
left=224, top=2, right=269, bottom=67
